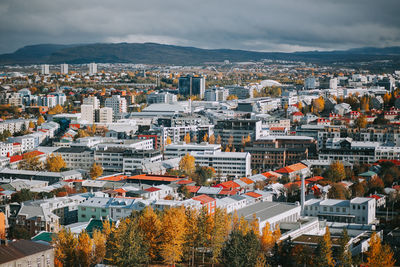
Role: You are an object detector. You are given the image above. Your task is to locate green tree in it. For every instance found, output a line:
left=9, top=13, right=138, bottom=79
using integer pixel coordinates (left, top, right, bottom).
left=337, top=229, right=352, bottom=267
left=11, top=189, right=35, bottom=203
left=109, top=218, right=149, bottom=266
left=221, top=229, right=261, bottom=267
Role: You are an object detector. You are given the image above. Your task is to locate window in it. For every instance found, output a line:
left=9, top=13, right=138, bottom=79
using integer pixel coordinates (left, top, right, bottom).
left=101, top=209, right=106, bottom=213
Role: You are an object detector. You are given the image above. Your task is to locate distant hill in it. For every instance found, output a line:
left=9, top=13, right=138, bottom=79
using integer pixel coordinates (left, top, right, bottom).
left=1, top=42, right=400, bottom=65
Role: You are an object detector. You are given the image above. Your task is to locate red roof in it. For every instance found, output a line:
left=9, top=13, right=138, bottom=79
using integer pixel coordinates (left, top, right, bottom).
left=292, top=112, right=304, bottom=116
left=240, top=177, right=254, bottom=185
left=306, top=176, right=324, bottom=182
left=270, top=127, right=286, bottom=131
left=145, top=187, right=161, bottom=192
left=275, top=163, right=307, bottom=174
left=192, top=194, right=215, bottom=204
left=114, top=188, right=127, bottom=194
left=98, top=175, right=127, bottom=181
left=186, top=186, right=200, bottom=193
left=216, top=180, right=241, bottom=189
left=12, top=142, right=21, bottom=146
left=245, top=192, right=262, bottom=198
left=218, top=188, right=239, bottom=196
left=368, top=195, right=382, bottom=200
left=63, top=179, right=85, bottom=183
left=284, top=180, right=310, bottom=188
left=9, top=151, right=45, bottom=163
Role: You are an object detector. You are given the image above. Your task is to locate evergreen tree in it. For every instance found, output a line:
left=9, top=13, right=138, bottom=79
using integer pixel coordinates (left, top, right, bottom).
left=337, top=229, right=352, bottom=267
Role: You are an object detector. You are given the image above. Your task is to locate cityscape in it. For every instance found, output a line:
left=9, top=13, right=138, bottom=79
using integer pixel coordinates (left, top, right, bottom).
left=0, top=1, right=400, bottom=267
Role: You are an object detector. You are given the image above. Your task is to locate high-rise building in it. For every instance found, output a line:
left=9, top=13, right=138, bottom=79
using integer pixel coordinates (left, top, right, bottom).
left=99, top=107, right=113, bottom=123
left=81, top=105, right=94, bottom=124
left=60, top=63, right=68, bottom=74
left=178, top=75, right=205, bottom=98
left=304, top=77, right=316, bottom=89
left=88, top=63, right=97, bottom=75
left=83, top=96, right=100, bottom=109
left=105, top=95, right=127, bottom=117
left=41, top=64, right=50, bottom=75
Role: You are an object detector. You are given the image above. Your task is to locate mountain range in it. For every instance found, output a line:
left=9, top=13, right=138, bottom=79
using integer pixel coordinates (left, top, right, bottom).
left=1, top=42, right=400, bottom=65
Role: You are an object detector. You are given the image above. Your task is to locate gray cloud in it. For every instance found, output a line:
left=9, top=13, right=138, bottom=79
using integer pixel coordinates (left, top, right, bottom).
left=0, top=0, right=399, bottom=53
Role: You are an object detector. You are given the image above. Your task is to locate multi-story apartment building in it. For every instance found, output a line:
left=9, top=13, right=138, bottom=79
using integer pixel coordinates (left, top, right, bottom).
left=55, top=147, right=94, bottom=170
left=304, top=197, right=376, bottom=224
left=83, top=96, right=100, bottom=109
left=178, top=75, right=206, bottom=98
left=123, top=149, right=163, bottom=173
left=164, top=143, right=222, bottom=159
left=214, top=119, right=262, bottom=146
left=105, top=95, right=127, bottom=117
left=0, top=142, right=13, bottom=157
left=60, top=63, right=68, bottom=74
left=0, top=119, right=34, bottom=135
left=190, top=151, right=251, bottom=179
left=147, top=92, right=177, bottom=104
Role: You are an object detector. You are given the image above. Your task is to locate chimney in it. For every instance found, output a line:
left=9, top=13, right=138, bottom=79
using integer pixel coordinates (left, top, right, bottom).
left=300, top=176, right=305, bottom=216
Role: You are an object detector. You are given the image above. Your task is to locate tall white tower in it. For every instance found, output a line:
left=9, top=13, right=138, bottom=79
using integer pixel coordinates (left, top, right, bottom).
left=60, top=63, right=68, bottom=74
left=41, top=64, right=50, bottom=75
left=88, top=63, right=97, bottom=75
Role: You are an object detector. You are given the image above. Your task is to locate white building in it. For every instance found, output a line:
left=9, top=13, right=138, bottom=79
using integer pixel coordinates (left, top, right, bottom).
left=83, top=96, right=100, bottom=109
left=88, top=63, right=97, bottom=75
left=0, top=142, right=13, bottom=157
left=55, top=147, right=94, bottom=170
left=190, top=151, right=251, bottom=178
left=304, top=197, right=376, bottom=224
left=164, top=142, right=221, bottom=159
left=147, top=92, right=177, bottom=104
left=60, top=63, right=68, bottom=74
left=105, top=95, right=127, bottom=117
left=81, top=105, right=94, bottom=124
left=99, top=107, right=113, bottom=124
left=41, top=64, right=50, bottom=75
left=204, top=87, right=229, bottom=101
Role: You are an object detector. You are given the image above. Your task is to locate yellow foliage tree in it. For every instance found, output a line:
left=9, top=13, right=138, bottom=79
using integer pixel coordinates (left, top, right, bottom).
left=209, top=134, right=216, bottom=144
left=52, top=228, right=77, bottom=267
left=76, top=231, right=93, bottom=266
left=313, top=96, right=325, bottom=113
left=227, top=95, right=238, bottom=100
left=45, top=153, right=66, bottom=172
left=138, top=206, right=161, bottom=260
left=48, top=104, right=64, bottom=115
left=159, top=206, right=187, bottom=265
left=366, top=232, right=395, bottom=267
left=37, top=115, right=45, bottom=126
left=18, top=153, right=43, bottom=171
left=203, top=133, right=208, bottom=142
left=28, top=121, right=35, bottom=129
left=250, top=213, right=260, bottom=236
left=92, top=229, right=106, bottom=265
left=179, top=153, right=196, bottom=174
left=216, top=135, right=222, bottom=144
left=184, top=133, right=191, bottom=144
left=90, top=163, right=103, bottom=179
left=166, top=136, right=172, bottom=145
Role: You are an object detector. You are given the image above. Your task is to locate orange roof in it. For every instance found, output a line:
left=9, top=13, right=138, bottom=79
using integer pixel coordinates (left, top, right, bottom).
left=128, top=174, right=181, bottom=182
left=240, top=177, right=254, bottom=185
left=192, top=194, right=215, bottom=204
left=145, top=187, right=161, bottom=192
left=114, top=188, right=127, bottom=194
left=245, top=192, right=262, bottom=198
left=262, top=171, right=279, bottom=178
left=218, top=188, right=239, bottom=195
left=176, top=179, right=194, bottom=185
left=306, top=176, right=324, bottom=182
left=270, top=127, right=286, bottom=131
left=186, top=186, right=200, bottom=193
left=217, top=180, right=241, bottom=189
left=275, top=163, right=307, bottom=174
left=98, top=175, right=127, bottom=181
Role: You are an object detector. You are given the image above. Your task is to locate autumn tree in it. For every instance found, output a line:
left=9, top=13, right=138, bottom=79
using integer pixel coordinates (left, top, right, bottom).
left=216, top=135, right=222, bottom=144
left=184, top=133, right=191, bottom=144
left=159, top=206, right=187, bottom=265
left=315, top=227, right=335, bottom=267
left=355, top=114, right=367, bottom=128
left=313, top=96, right=325, bottom=113
left=210, top=208, right=231, bottom=265
left=137, top=206, right=161, bottom=261
left=28, top=121, right=35, bottom=129
left=184, top=207, right=199, bottom=265
left=90, top=163, right=103, bottom=179
left=48, top=104, right=64, bottom=115
left=209, top=134, right=216, bottom=144
left=45, top=153, right=66, bottom=172
left=53, top=228, right=78, bottom=267
left=367, top=177, right=384, bottom=194
left=76, top=231, right=93, bottom=266
left=92, top=229, right=107, bottom=265
left=325, top=161, right=346, bottom=182
left=227, top=94, right=238, bottom=100
left=202, top=133, right=208, bottom=142
left=37, top=115, right=45, bottom=126
left=365, top=232, right=395, bottom=267
left=18, top=153, right=43, bottom=171
left=228, top=135, right=234, bottom=147
left=260, top=222, right=281, bottom=252
left=328, top=183, right=349, bottom=199
left=166, top=136, right=172, bottom=145
left=179, top=153, right=196, bottom=175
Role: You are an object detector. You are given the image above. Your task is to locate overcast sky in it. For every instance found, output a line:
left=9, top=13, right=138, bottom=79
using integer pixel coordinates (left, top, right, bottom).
left=0, top=0, right=399, bottom=54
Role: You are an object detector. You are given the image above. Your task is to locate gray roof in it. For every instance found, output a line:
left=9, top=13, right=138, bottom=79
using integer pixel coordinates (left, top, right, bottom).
left=236, top=201, right=299, bottom=222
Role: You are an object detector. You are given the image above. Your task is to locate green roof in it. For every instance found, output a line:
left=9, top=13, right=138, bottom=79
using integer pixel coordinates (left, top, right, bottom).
left=359, top=171, right=377, bottom=177
left=86, top=219, right=113, bottom=236
left=31, top=232, right=54, bottom=243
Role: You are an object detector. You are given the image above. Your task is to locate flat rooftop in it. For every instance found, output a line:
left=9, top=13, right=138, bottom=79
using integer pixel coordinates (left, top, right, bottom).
left=236, top=201, right=299, bottom=222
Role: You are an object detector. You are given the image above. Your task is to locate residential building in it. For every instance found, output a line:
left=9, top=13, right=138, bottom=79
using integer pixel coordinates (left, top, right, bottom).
left=164, top=142, right=222, bottom=159
left=190, top=151, right=251, bottom=179
left=88, top=63, right=97, bottom=75
left=105, top=95, right=127, bottom=117
left=55, top=147, right=94, bottom=170
left=81, top=104, right=94, bottom=124
left=0, top=240, right=54, bottom=267
left=214, top=119, right=262, bottom=145
left=178, top=75, right=206, bottom=98
left=60, top=63, right=68, bottom=74
left=41, top=64, right=49, bottom=75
